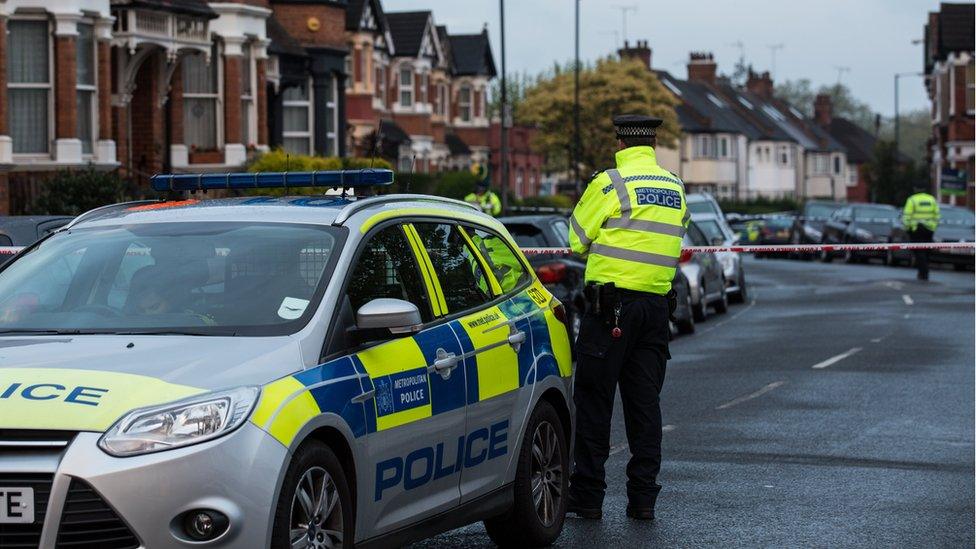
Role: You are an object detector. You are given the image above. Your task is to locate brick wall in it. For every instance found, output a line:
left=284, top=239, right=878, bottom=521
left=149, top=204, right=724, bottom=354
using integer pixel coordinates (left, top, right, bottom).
left=392, top=112, right=432, bottom=136
left=256, top=58, right=268, bottom=146
left=0, top=18, right=7, bottom=136
left=274, top=4, right=347, bottom=48
left=169, top=64, right=184, bottom=145
left=98, top=40, right=112, bottom=141
left=55, top=36, right=77, bottom=139
left=130, top=55, right=164, bottom=183
left=223, top=54, right=243, bottom=145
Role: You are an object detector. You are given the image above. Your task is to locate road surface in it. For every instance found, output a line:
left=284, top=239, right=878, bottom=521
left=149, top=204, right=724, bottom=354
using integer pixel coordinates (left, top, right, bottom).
left=415, top=257, right=975, bottom=548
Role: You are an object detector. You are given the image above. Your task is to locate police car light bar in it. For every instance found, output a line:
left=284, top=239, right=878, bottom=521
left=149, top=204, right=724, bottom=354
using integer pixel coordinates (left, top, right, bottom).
left=150, top=169, right=395, bottom=192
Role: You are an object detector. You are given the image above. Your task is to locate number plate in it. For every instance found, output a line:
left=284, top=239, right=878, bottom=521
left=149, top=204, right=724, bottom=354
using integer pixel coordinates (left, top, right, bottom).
left=0, top=487, right=35, bottom=523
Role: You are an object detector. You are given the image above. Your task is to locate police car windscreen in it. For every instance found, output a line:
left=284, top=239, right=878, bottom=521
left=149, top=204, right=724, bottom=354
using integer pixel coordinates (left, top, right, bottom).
left=0, top=222, right=339, bottom=336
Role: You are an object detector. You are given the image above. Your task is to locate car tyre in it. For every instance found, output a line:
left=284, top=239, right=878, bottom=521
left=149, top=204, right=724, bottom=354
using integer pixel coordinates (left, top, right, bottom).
left=677, top=294, right=695, bottom=334
left=820, top=246, right=833, bottom=263
left=272, top=440, right=354, bottom=549
left=729, top=271, right=747, bottom=304
left=713, top=284, right=729, bottom=314
left=692, top=283, right=708, bottom=322
left=484, top=400, right=568, bottom=548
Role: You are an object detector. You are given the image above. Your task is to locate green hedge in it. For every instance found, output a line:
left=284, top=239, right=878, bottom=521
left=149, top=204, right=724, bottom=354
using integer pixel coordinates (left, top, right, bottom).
left=245, top=149, right=393, bottom=195
left=34, top=167, right=130, bottom=215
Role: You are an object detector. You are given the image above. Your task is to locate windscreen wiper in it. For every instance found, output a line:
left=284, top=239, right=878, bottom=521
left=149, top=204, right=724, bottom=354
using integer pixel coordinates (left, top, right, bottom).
left=0, top=329, right=82, bottom=335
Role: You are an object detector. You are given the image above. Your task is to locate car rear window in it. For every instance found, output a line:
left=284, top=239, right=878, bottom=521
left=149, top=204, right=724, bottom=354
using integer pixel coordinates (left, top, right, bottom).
left=504, top=223, right=547, bottom=248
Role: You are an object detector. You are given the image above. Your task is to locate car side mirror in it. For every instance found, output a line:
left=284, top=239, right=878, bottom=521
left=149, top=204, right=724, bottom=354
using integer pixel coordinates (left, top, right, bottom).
left=710, top=237, right=724, bottom=246
left=356, top=298, right=423, bottom=335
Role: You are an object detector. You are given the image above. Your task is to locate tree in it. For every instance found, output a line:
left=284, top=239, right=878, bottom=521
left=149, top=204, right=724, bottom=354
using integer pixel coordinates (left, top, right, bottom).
left=879, top=108, right=929, bottom=165
left=34, top=168, right=130, bottom=215
left=866, top=140, right=925, bottom=206
left=519, top=57, right=680, bottom=178
left=775, top=80, right=876, bottom=132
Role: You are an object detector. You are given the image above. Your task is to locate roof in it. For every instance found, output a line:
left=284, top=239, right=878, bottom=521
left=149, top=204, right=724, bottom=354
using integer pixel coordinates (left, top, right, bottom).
left=448, top=31, right=497, bottom=77
left=346, top=0, right=393, bottom=54
left=386, top=11, right=432, bottom=58
left=110, top=0, right=217, bottom=18
left=937, top=3, right=974, bottom=56
left=379, top=119, right=410, bottom=144
left=267, top=17, right=307, bottom=58
left=445, top=133, right=471, bottom=156
left=654, top=71, right=761, bottom=137
left=715, top=83, right=795, bottom=142
left=824, top=118, right=877, bottom=164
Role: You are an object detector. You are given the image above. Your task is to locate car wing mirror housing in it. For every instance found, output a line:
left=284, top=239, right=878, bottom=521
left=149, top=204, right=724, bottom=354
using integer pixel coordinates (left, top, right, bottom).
left=355, top=298, right=423, bottom=338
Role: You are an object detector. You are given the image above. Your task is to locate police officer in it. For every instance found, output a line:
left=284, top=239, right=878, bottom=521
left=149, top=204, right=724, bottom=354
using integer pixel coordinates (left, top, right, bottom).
left=566, top=114, right=688, bottom=521
left=902, top=185, right=941, bottom=281
left=464, top=179, right=502, bottom=216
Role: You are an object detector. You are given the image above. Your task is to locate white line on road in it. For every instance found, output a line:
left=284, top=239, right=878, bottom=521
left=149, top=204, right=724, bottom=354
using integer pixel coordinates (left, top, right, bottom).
left=609, top=443, right=629, bottom=456
left=662, top=424, right=677, bottom=433
left=902, top=294, right=914, bottom=306
left=811, top=347, right=863, bottom=370
left=870, top=337, right=884, bottom=343
left=716, top=381, right=786, bottom=410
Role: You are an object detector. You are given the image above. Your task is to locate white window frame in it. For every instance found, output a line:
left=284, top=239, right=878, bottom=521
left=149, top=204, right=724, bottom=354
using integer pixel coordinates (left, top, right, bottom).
left=695, top=135, right=714, bottom=159
left=459, top=84, right=472, bottom=122
left=966, top=59, right=975, bottom=115
left=281, top=77, right=313, bottom=155
left=419, top=71, right=428, bottom=105
left=399, top=65, right=413, bottom=107
left=325, top=77, right=338, bottom=155
left=8, top=16, right=55, bottom=158
left=345, top=56, right=353, bottom=90
left=848, top=163, right=858, bottom=186
left=76, top=20, right=97, bottom=157
left=183, top=42, right=223, bottom=151
left=778, top=144, right=790, bottom=167
left=358, top=45, right=367, bottom=85
left=240, top=42, right=256, bottom=147
left=374, top=62, right=385, bottom=102
left=811, top=154, right=829, bottom=175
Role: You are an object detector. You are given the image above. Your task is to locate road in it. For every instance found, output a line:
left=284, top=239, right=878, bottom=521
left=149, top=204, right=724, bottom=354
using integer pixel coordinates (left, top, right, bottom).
left=415, top=257, right=975, bottom=548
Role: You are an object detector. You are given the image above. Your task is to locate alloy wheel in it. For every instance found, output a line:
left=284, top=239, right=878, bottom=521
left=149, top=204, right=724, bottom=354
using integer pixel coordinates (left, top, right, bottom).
left=290, top=466, right=343, bottom=549
left=530, top=420, right=563, bottom=528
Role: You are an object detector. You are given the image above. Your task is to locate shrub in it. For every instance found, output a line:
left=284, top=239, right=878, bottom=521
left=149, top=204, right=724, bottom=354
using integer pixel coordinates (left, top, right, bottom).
left=34, top=167, right=130, bottom=215
left=519, top=194, right=574, bottom=209
left=245, top=150, right=391, bottom=195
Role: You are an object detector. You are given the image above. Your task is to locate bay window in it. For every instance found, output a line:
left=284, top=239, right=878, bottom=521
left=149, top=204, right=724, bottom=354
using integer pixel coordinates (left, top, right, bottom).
left=282, top=80, right=312, bottom=155
left=183, top=44, right=220, bottom=150
left=459, top=84, right=472, bottom=122
left=399, top=66, right=412, bottom=107
left=374, top=63, right=385, bottom=105
left=694, top=135, right=714, bottom=158
left=76, top=22, right=96, bottom=155
left=8, top=19, right=51, bottom=154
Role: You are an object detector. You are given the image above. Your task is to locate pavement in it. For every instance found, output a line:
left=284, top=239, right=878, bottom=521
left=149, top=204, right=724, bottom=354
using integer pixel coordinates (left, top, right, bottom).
left=413, top=256, right=975, bottom=548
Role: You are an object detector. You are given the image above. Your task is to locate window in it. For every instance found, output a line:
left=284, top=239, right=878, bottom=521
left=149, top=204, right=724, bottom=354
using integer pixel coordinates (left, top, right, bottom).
left=778, top=145, right=791, bottom=167
left=282, top=80, right=312, bottom=155
left=848, top=164, right=858, bottom=186
left=833, top=155, right=842, bottom=175
left=967, top=60, right=974, bottom=113
left=183, top=44, right=220, bottom=150
left=347, top=225, right=433, bottom=322
left=459, top=84, right=472, bottom=122
left=241, top=44, right=254, bottom=146
left=344, top=56, right=352, bottom=90
left=399, top=66, right=413, bottom=107
left=469, top=228, right=528, bottom=294
left=419, top=72, right=428, bottom=105
left=413, top=223, right=491, bottom=313
left=706, top=93, right=726, bottom=108
left=324, top=77, right=338, bottom=155
left=694, top=135, right=714, bottom=158
left=358, top=47, right=367, bottom=85
left=549, top=220, right=570, bottom=247
left=717, top=136, right=731, bottom=159
left=374, top=63, right=385, bottom=102
left=8, top=20, right=51, bottom=154
left=437, top=83, right=448, bottom=116
left=76, top=22, right=96, bottom=155
left=737, top=96, right=753, bottom=109
left=662, top=78, right=682, bottom=96
left=811, top=154, right=830, bottom=175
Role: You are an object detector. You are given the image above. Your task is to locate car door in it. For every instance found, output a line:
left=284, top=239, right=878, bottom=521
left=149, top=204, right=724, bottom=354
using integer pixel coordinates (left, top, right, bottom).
left=335, top=222, right=468, bottom=535
left=411, top=221, right=524, bottom=502
left=687, top=222, right=723, bottom=301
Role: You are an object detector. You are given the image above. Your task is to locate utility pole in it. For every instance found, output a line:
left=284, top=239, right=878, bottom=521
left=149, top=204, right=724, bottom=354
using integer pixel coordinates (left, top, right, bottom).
left=766, top=43, right=784, bottom=79
left=612, top=4, right=637, bottom=45
left=574, top=0, right=582, bottom=199
left=499, top=0, right=509, bottom=214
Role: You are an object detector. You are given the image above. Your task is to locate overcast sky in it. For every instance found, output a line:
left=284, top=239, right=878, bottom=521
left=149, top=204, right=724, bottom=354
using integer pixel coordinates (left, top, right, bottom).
left=382, top=0, right=950, bottom=117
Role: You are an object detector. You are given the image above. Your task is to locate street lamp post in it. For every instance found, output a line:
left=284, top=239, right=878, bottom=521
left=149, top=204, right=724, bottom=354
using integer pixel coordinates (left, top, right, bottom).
left=893, top=71, right=923, bottom=157
left=573, top=0, right=581, bottom=199
left=499, top=0, right=509, bottom=214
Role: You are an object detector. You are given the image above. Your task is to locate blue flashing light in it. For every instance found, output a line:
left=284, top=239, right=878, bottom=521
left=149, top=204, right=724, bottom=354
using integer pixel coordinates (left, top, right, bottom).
left=150, top=169, right=395, bottom=192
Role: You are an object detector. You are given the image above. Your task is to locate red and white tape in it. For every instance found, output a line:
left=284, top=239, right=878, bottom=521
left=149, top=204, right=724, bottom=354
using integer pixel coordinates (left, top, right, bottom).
left=521, top=241, right=976, bottom=256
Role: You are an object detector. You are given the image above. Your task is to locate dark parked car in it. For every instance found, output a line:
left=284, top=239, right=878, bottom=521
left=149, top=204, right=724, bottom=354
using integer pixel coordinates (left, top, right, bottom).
left=0, top=215, right=73, bottom=265
left=755, top=214, right=795, bottom=259
left=500, top=215, right=586, bottom=341
left=790, top=200, right=842, bottom=259
left=820, top=204, right=900, bottom=263
left=888, top=205, right=975, bottom=270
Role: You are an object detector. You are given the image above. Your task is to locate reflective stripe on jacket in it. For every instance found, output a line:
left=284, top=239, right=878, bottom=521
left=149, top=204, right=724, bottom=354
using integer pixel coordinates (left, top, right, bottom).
left=568, top=146, right=688, bottom=295
left=902, top=192, right=941, bottom=232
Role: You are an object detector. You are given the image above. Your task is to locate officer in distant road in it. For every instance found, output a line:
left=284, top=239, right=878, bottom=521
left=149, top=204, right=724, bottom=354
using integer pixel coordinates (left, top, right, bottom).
left=464, top=164, right=502, bottom=216
left=902, top=185, right=941, bottom=281
left=566, top=114, right=688, bottom=521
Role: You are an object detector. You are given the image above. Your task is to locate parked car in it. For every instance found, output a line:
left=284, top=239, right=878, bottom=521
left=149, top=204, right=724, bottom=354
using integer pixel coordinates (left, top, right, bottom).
left=820, top=204, right=900, bottom=263
left=0, top=215, right=73, bottom=264
left=790, top=200, right=842, bottom=259
left=755, top=215, right=795, bottom=258
left=888, top=205, right=975, bottom=270
left=680, top=221, right=727, bottom=322
left=728, top=216, right=763, bottom=244
left=500, top=215, right=585, bottom=341
left=670, top=268, right=695, bottom=335
left=690, top=212, right=748, bottom=303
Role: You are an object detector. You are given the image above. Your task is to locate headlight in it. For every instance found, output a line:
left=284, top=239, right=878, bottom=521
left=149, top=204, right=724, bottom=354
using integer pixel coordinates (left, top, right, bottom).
left=99, top=386, right=260, bottom=457
left=803, top=225, right=822, bottom=241
left=853, top=228, right=874, bottom=240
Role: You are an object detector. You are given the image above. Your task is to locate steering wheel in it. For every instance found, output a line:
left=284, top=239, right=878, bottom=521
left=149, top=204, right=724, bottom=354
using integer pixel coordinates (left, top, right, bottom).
left=72, top=304, right=123, bottom=318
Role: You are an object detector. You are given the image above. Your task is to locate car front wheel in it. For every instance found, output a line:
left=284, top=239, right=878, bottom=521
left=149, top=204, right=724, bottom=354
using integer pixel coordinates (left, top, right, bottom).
left=484, top=400, right=568, bottom=548
left=272, top=441, right=353, bottom=549
left=677, top=293, right=695, bottom=334
left=692, top=283, right=708, bottom=322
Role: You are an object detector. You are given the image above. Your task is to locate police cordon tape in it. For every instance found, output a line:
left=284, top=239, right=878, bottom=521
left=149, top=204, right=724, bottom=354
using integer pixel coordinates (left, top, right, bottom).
left=520, top=241, right=976, bottom=256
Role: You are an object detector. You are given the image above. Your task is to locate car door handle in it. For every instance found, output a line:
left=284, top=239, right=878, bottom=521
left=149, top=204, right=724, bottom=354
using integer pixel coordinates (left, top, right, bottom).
left=430, top=348, right=459, bottom=377
left=508, top=331, right=527, bottom=351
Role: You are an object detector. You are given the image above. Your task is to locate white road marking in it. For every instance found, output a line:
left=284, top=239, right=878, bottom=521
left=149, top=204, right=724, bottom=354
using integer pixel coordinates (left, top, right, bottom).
left=662, top=424, right=677, bottom=433
left=870, top=337, right=884, bottom=343
left=883, top=281, right=905, bottom=291
left=763, top=484, right=775, bottom=489
left=609, top=443, right=629, bottom=456
left=902, top=294, right=914, bottom=306
left=811, top=347, right=863, bottom=370
left=716, top=381, right=786, bottom=410
left=904, top=313, right=911, bottom=319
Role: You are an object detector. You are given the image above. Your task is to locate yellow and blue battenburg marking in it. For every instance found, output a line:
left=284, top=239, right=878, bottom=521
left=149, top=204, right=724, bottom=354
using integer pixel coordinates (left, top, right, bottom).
left=253, top=284, right=572, bottom=447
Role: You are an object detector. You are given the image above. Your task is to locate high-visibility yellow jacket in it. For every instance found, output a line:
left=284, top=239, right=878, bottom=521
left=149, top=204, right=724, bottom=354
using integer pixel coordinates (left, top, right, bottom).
left=464, top=190, right=502, bottom=216
left=902, top=192, right=941, bottom=232
left=568, top=146, right=689, bottom=295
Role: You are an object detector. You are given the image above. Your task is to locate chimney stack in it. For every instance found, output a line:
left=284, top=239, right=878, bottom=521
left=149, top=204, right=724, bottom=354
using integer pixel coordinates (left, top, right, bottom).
left=687, top=52, right=717, bottom=84
left=618, top=39, right=652, bottom=70
left=746, top=68, right=774, bottom=99
left=814, top=94, right=833, bottom=126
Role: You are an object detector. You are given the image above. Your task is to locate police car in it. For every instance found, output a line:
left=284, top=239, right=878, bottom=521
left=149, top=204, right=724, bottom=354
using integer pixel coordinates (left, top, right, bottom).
left=0, top=170, right=574, bottom=548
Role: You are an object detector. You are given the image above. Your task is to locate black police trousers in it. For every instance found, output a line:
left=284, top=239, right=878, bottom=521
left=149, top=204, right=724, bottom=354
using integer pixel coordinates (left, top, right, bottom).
left=569, top=291, right=669, bottom=509
left=909, top=226, right=934, bottom=280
